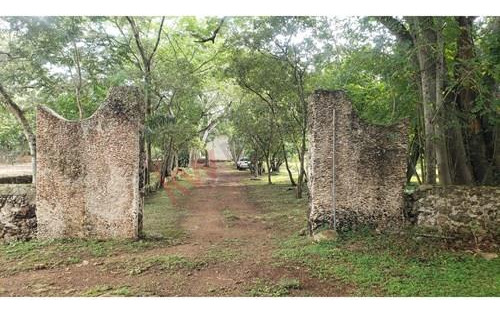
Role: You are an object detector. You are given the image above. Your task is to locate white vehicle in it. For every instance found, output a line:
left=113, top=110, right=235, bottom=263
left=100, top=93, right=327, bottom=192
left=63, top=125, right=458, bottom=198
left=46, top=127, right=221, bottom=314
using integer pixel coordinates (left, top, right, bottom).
left=236, top=157, right=250, bottom=170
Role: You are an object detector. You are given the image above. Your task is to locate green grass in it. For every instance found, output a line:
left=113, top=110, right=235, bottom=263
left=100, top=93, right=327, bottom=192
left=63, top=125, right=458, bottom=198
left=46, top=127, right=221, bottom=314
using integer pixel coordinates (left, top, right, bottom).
left=221, top=208, right=240, bottom=227
left=201, top=238, right=246, bottom=263
left=247, top=278, right=301, bottom=296
left=82, top=285, right=133, bottom=297
left=244, top=172, right=500, bottom=297
left=0, top=186, right=187, bottom=276
left=143, top=189, right=187, bottom=241
left=274, top=232, right=500, bottom=296
left=0, top=238, right=158, bottom=275
left=127, top=254, right=207, bottom=275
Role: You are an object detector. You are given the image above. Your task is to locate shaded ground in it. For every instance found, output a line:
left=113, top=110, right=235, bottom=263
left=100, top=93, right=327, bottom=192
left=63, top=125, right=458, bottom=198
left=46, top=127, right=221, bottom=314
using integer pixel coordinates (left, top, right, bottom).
left=0, top=162, right=498, bottom=296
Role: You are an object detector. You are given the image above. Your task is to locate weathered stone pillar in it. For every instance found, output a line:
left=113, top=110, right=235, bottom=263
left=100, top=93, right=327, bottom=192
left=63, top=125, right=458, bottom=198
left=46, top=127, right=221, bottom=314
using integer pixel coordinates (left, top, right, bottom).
left=36, top=86, right=145, bottom=239
left=307, top=90, right=408, bottom=232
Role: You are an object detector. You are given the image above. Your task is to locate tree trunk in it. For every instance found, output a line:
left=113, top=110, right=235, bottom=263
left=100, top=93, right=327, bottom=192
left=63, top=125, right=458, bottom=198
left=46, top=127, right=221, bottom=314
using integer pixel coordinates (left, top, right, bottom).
left=265, top=155, right=272, bottom=184
left=204, top=149, right=209, bottom=167
left=126, top=16, right=165, bottom=189
left=144, top=70, right=153, bottom=187
left=455, top=16, right=491, bottom=184
left=480, top=17, right=500, bottom=185
left=296, top=125, right=307, bottom=198
left=159, top=138, right=174, bottom=187
left=446, top=102, right=475, bottom=184
left=0, top=83, right=37, bottom=183
left=72, top=40, right=84, bottom=120
left=412, top=17, right=437, bottom=184
left=434, top=19, right=452, bottom=185
left=282, top=142, right=296, bottom=186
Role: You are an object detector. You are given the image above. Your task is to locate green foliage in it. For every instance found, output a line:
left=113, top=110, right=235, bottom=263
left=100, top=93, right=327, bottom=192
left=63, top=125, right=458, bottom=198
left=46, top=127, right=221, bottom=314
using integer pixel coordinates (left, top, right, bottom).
left=309, top=19, right=418, bottom=125
left=1, top=16, right=498, bottom=186
left=247, top=278, right=300, bottom=297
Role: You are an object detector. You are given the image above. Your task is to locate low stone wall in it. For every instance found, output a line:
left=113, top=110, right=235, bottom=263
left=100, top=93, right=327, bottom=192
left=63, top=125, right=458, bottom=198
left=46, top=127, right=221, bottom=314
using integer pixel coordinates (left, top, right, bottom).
left=0, top=175, right=32, bottom=184
left=407, top=186, right=499, bottom=241
left=0, top=184, right=36, bottom=242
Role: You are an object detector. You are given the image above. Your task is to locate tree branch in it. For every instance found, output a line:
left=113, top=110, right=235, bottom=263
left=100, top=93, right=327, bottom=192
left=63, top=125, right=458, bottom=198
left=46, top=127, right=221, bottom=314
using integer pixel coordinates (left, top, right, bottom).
left=148, top=16, right=165, bottom=63
left=194, top=17, right=226, bottom=44
left=126, top=16, right=148, bottom=67
left=375, top=16, right=414, bottom=45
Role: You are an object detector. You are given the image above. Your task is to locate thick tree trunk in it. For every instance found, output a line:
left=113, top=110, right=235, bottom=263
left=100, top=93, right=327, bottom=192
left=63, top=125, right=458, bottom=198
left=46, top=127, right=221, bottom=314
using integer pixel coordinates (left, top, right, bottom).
left=412, top=17, right=437, bottom=184
left=446, top=106, right=475, bottom=184
left=455, top=16, right=491, bottom=184
left=480, top=17, right=500, bottom=185
left=434, top=20, right=452, bottom=185
left=0, top=83, right=37, bottom=183
left=265, top=155, right=272, bottom=184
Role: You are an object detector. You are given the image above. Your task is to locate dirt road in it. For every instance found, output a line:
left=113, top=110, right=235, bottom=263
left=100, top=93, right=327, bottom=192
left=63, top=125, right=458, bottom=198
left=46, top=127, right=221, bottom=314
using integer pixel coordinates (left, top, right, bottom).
left=0, top=162, right=342, bottom=296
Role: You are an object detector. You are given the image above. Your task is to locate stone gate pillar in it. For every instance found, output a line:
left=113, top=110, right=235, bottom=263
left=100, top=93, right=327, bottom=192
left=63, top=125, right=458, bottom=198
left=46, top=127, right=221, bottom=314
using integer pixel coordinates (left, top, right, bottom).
left=307, top=90, right=408, bottom=232
left=36, top=86, right=145, bottom=239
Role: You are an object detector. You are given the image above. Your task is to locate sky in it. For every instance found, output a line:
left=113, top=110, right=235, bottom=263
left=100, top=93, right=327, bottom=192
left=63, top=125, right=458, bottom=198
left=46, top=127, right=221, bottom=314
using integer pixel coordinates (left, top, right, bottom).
left=1, top=0, right=499, bottom=16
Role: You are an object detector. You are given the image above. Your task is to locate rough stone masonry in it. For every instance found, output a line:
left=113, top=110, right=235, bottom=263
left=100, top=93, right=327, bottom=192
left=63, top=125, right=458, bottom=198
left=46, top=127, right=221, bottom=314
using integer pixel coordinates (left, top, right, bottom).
left=36, top=86, right=145, bottom=239
left=407, top=185, right=499, bottom=241
left=307, top=90, right=408, bottom=232
left=0, top=184, right=36, bottom=242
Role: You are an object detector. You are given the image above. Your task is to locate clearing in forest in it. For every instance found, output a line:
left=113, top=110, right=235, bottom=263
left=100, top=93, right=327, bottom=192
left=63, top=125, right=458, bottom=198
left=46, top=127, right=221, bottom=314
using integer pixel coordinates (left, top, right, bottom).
left=0, top=163, right=498, bottom=296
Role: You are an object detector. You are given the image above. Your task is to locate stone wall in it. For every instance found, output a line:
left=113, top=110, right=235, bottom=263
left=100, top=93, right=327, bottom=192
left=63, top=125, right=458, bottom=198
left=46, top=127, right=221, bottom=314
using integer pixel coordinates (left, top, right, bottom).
left=307, top=90, right=408, bottom=232
left=36, top=86, right=145, bottom=239
left=0, top=184, right=36, bottom=242
left=407, top=186, right=499, bottom=241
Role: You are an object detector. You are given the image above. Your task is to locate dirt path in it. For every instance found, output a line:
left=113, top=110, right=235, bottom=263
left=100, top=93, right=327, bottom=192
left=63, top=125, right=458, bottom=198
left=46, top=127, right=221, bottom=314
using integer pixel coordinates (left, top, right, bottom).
left=0, top=162, right=343, bottom=296
left=0, top=162, right=32, bottom=178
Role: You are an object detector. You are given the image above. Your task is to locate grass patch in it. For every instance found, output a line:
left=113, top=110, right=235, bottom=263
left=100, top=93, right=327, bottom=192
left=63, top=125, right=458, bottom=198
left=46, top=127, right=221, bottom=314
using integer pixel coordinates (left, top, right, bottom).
left=127, top=254, right=207, bottom=275
left=202, top=241, right=245, bottom=264
left=143, top=189, right=187, bottom=241
left=221, top=208, right=240, bottom=227
left=0, top=168, right=195, bottom=277
left=0, top=238, right=157, bottom=275
left=247, top=278, right=301, bottom=297
left=82, top=285, right=133, bottom=297
left=244, top=175, right=500, bottom=297
left=0, top=183, right=190, bottom=276
left=273, top=230, right=500, bottom=296
left=245, top=172, right=307, bottom=234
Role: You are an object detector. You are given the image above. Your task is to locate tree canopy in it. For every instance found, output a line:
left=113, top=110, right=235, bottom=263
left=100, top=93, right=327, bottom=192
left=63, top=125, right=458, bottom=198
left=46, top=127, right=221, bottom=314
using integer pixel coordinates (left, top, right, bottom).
left=0, top=16, right=498, bottom=193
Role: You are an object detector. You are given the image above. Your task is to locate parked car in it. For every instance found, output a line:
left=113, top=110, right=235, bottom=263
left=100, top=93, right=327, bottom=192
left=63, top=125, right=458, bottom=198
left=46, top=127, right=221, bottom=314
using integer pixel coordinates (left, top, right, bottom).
left=236, top=157, right=250, bottom=170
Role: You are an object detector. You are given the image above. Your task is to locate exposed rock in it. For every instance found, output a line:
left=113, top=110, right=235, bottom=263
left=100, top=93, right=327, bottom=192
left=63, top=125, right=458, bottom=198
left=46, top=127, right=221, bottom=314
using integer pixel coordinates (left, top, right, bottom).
left=408, top=186, right=499, bottom=241
left=478, top=252, right=498, bottom=261
left=0, top=184, right=36, bottom=242
left=312, top=229, right=338, bottom=242
left=298, top=227, right=308, bottom=236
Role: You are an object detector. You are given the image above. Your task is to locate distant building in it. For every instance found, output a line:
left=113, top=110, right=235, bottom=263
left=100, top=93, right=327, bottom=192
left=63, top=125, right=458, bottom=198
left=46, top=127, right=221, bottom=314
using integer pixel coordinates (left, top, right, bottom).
left=206, top=135, right=232, bottom=161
